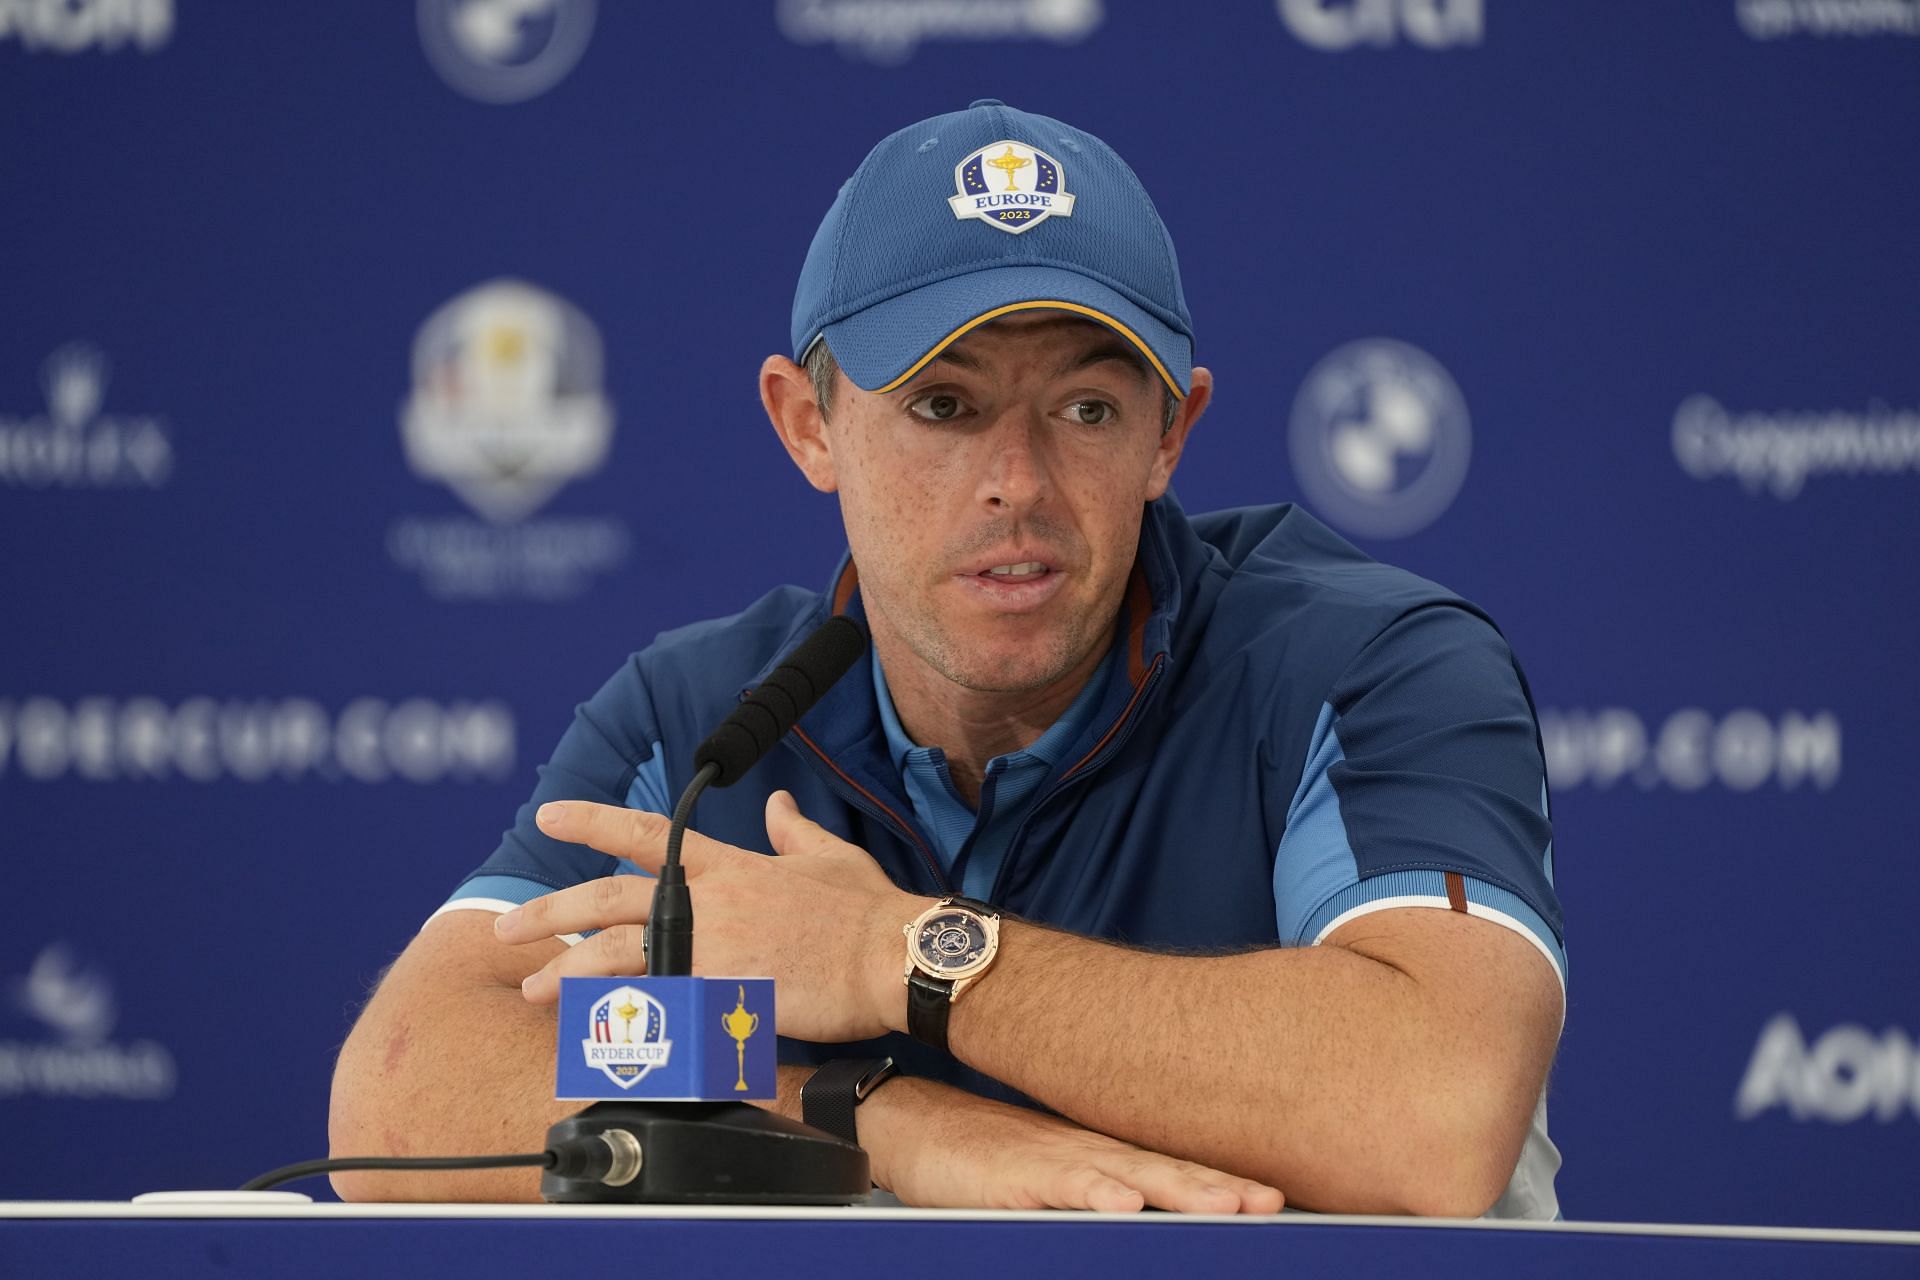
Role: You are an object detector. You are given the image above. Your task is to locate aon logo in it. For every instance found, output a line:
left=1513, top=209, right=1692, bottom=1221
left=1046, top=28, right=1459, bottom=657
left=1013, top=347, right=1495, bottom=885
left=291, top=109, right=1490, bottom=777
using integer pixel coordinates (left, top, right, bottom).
left=1736, top=1014, right=1919, bottom=1124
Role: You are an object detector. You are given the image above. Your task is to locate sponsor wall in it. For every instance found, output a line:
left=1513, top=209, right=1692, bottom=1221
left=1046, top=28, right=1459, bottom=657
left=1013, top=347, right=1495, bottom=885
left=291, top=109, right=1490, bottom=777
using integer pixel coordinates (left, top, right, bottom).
left=3, top=0, right=1916, bottom=1228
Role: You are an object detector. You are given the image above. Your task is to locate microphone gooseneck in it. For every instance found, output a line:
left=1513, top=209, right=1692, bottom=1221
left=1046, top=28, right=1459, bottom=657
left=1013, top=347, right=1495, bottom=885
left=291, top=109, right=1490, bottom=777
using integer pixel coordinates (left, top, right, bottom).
left=546, top=614, right=875, bottom=1206
left=647, top=616, right=868, bottom=978
left=645, top=759, right=717, bottom=979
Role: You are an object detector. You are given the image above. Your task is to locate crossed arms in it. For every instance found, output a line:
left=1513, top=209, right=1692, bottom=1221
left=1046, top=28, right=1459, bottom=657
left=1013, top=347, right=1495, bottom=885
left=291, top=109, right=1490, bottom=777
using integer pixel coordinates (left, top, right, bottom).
left=328, top=794, right=1561, bottom=1213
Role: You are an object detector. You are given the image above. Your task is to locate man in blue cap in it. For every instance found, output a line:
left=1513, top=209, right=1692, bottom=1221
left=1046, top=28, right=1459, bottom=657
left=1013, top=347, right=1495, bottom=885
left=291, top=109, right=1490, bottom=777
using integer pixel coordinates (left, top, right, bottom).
left=332, top=101, right=1564, bottom=1217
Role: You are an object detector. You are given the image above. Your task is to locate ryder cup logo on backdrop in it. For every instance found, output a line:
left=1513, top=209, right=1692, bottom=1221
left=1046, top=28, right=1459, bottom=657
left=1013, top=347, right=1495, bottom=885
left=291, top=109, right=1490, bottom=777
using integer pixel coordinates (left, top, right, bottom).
left=401, top=279, right=611, bottom=524
left=951, top=142, right=1076, bottom=235
left=0, top=344, right=174, bottom=489
left=582, top=986, right=672, bottom=1088
left=393, top=279, right=628, bottom=600
left=418, top=0, right=597, bottom=103
left=1288, top=338, right=1471, bottom=538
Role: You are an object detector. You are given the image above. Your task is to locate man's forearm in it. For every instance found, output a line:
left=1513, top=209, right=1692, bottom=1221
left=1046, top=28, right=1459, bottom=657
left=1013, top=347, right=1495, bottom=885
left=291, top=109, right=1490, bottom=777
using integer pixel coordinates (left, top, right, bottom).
left=361, top=908, right=1279, bottom=1212
left=495, top=801, right=1552, bottom=1213
left=330, top=973, right=575, bottom=1201
left=935, top=910, right=1559, bottom=1215
left=329, top=909, right=611, bottom=1202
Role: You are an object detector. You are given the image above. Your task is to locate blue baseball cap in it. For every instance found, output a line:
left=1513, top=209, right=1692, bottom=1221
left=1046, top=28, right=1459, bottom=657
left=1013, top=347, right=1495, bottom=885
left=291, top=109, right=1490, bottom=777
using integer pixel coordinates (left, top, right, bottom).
left=791, top=99, right=1193, bottom=399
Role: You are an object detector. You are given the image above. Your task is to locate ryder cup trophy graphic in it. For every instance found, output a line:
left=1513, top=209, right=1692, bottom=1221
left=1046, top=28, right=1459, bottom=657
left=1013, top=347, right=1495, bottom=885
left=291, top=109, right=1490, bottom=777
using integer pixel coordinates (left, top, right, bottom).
left=721, top=986, right=760, bottom=1092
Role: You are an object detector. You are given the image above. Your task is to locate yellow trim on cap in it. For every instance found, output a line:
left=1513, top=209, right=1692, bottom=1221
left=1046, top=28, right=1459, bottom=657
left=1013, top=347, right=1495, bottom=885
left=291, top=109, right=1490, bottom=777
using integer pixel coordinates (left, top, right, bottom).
left=873, top=300, right=1186, bottom=399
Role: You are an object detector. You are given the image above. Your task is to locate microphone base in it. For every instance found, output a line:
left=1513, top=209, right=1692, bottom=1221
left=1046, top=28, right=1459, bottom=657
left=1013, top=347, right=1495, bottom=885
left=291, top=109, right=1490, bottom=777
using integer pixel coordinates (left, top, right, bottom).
left=541, top=1101, right=871, bottom=1205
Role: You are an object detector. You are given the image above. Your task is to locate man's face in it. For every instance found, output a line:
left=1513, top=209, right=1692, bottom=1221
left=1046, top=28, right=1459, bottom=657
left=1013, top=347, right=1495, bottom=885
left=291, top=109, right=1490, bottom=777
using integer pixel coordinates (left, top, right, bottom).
left=806, top=313, right=1197, bottom=697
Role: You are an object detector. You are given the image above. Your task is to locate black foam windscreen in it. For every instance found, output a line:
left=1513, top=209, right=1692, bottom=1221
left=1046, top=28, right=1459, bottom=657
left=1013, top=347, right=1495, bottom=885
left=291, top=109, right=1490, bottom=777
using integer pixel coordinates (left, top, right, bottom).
left=692, top=616, right=867, bottom=787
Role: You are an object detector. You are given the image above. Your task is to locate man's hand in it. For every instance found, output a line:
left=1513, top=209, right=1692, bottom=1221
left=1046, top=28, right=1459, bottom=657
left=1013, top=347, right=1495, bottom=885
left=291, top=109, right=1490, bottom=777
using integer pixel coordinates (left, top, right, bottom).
left=493, top=791, right=924, bottom=1043
left=862, top=1076, right=1284, bottom=1214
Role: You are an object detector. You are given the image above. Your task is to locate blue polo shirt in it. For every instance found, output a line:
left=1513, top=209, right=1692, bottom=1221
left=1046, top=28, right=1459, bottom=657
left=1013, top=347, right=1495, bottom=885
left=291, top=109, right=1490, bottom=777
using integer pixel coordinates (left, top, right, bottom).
left=873, top=644, right=1116, bottom=903
left=430, top=495, right=1567, bottom=1218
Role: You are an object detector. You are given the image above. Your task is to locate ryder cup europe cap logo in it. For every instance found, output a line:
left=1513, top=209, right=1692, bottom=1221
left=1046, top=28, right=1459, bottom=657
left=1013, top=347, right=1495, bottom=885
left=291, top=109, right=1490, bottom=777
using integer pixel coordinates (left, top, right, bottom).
left=581, top=985, right=673, bottom=1088
left=950, top=140, right=1077, bottom=234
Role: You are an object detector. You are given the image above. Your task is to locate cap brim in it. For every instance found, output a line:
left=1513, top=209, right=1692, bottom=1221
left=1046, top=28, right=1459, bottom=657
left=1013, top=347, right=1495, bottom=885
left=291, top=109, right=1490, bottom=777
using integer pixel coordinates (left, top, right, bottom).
left=817, top=266, right=1192, bottom=399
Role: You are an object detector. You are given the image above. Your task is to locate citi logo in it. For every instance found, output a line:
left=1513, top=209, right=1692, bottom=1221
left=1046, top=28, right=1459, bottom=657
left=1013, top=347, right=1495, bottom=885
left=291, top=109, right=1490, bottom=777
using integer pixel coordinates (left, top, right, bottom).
left=0, top=0, right=172, bottom=53
left=1277, top=0, right=1482, bottom=49
left=1736, top=1014, right=1919, bottom=1124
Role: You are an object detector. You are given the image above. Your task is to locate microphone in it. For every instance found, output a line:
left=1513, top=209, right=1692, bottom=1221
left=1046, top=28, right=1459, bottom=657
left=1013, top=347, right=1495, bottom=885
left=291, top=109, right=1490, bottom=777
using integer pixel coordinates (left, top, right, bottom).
left=693, top=614, right=868, bottom=786
left=648, top=615, right=867, bottom=979
left=541, top=615, right=872, bottom=1206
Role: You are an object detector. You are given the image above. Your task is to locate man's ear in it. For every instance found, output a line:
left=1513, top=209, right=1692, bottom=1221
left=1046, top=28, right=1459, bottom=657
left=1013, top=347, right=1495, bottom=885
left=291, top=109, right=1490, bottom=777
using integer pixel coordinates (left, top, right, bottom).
left=761, top=355, right=839, bottom=494
left=1144, top=366, right=1210, bottom=501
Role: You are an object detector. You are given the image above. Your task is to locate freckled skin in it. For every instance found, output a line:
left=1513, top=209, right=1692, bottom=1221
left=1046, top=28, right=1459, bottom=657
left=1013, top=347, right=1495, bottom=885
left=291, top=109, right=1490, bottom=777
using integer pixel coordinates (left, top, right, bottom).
left=764, top=313, right=1213, bottom=794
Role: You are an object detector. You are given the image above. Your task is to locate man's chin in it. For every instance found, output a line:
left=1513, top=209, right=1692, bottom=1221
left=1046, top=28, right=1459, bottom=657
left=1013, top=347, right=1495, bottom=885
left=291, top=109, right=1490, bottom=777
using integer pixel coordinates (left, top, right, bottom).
left=928, top=637, right=1092, bottom=697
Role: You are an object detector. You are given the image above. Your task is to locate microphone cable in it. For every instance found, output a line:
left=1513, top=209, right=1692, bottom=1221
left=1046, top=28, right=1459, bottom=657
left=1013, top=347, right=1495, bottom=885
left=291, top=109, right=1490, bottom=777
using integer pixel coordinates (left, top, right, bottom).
left=242, top=1131, right=646, bottom=1191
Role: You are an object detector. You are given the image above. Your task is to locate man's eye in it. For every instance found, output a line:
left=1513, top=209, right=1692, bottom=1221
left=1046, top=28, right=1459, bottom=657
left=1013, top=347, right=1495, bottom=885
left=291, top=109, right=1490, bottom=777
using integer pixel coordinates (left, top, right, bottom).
left=908, top=395, right=965, bottom=422
left=1068, top=400, right=1115, bottom=426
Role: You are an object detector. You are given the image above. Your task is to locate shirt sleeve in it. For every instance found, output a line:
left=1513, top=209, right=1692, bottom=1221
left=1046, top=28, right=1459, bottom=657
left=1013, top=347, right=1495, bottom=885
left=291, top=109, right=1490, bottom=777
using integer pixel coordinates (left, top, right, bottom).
left=427, top=654, right=675, bottom=928
left=1271, top=604, right=1565, bottom=986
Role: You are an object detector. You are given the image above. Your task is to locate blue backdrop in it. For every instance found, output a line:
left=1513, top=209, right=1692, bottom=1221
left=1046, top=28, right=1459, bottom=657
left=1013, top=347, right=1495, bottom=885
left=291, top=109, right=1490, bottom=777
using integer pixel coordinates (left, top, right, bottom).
left=3, top=0, right=1916, bottom=1229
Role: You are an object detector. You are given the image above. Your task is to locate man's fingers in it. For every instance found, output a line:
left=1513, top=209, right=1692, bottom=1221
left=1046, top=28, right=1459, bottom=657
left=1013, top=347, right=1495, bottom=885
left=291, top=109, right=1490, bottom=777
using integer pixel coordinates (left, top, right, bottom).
left=1115, top=1162, right=1233, bottom=1214
left=764, top=790, right=850, bottom=859
left=1070, top=1173, right=1146, bottom=1214
left=494, top=876, right=654, bottom=947
left=1229, top=1179, right=1286, bottom=1214
left=536, top=800, right=732, bottom=875
left=1105, top=1154, right=1283, bottom=1215
left=518, top=924, right=650, bottom=1004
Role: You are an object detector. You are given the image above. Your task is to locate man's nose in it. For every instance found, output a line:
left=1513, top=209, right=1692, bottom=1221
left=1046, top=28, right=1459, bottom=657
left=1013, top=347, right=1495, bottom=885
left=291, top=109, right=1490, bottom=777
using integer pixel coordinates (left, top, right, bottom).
left=977, top=411, right=1051, bottom=514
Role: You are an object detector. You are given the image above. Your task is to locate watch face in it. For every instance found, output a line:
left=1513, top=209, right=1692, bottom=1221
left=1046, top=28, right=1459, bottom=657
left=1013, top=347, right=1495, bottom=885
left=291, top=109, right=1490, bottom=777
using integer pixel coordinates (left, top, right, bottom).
left=913, top=908, right=993, bottom=977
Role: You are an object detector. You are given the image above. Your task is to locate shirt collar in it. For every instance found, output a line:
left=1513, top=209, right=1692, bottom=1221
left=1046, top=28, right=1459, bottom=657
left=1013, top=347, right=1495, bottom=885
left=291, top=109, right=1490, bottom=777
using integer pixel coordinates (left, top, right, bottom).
left=871, top=641, right=1119, bottom=775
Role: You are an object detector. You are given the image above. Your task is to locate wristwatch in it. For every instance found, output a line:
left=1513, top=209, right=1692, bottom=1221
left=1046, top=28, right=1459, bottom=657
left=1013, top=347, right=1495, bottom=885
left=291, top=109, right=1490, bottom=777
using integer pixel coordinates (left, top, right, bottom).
left=800, top=1057, right=899, bottom=1147
left=902, top=896, right=1001, bottom=1052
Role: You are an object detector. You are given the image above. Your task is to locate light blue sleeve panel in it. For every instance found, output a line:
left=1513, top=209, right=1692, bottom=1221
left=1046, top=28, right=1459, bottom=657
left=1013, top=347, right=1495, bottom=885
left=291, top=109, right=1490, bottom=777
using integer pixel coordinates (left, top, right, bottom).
left=612, top=746, right=670, bottom=883
left=624, top=745, right=672, bottom=814
left=1275, top=702, right=1360, bottom=942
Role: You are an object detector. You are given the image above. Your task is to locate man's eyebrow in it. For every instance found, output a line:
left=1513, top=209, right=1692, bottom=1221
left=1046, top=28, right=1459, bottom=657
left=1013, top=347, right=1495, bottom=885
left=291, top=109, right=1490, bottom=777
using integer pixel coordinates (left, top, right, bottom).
left=1055, top=340, right=1154, bottom=382
left=924, top=346, right=984, bottom=373
left=920, top=337, right=1153, bottom=382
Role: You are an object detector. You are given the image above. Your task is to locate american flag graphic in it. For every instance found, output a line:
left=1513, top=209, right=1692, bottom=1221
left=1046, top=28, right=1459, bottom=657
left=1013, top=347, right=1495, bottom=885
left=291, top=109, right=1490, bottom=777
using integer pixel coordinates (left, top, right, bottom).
left=593, top=1002, right=612, bottom=1043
